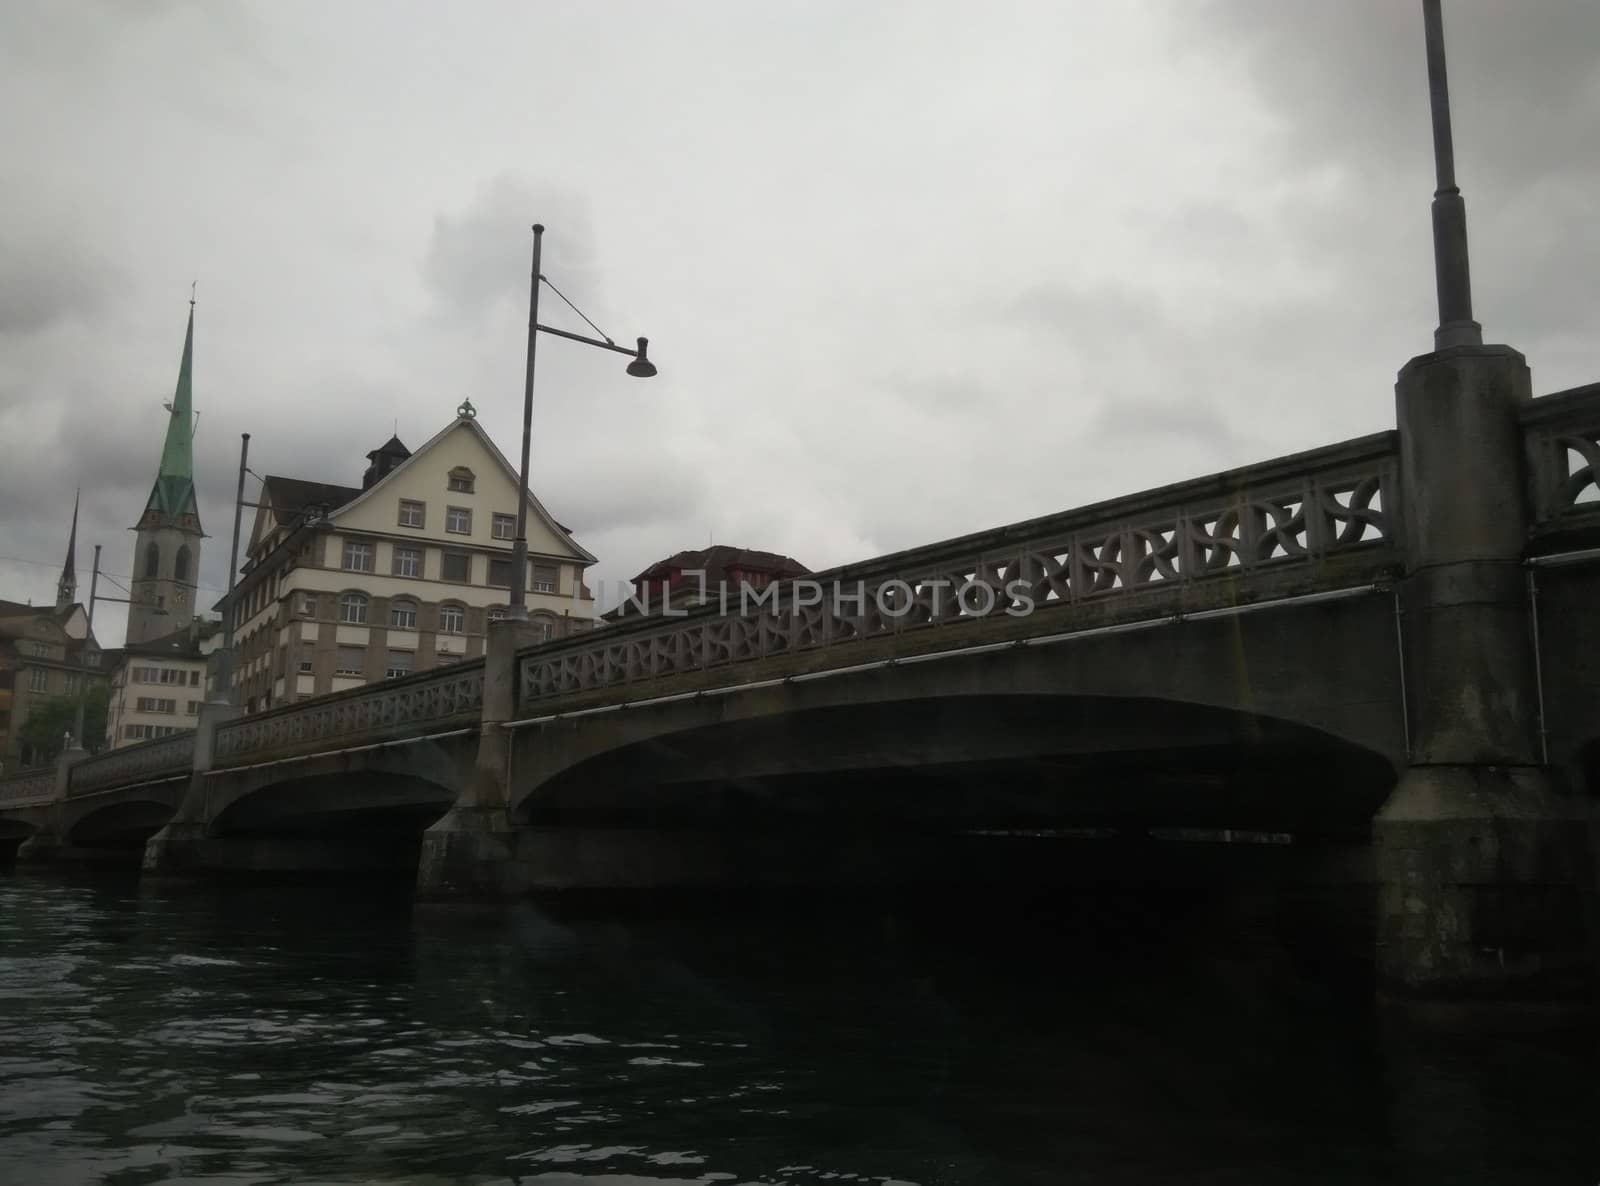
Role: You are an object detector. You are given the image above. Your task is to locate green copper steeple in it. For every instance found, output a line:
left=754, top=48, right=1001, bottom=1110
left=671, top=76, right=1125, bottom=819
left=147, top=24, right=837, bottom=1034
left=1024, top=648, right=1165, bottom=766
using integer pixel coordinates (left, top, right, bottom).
left=141, top=301, right=201, bottom=529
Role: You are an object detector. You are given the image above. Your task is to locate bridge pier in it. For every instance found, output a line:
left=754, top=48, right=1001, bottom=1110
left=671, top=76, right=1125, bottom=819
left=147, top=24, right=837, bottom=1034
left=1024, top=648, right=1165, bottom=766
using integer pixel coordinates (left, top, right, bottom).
left=14, top=746, right=87, bottom=863
left=416, top=620, right=535, bottom=898
left=1377, top=345, right=1597, bottom=997
left=143, top=703, right=240, bottom=879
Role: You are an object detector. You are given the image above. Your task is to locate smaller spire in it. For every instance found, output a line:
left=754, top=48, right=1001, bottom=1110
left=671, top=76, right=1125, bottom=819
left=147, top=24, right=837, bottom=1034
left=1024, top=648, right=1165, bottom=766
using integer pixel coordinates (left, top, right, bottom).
left=56, top=489, right=79, bottom=611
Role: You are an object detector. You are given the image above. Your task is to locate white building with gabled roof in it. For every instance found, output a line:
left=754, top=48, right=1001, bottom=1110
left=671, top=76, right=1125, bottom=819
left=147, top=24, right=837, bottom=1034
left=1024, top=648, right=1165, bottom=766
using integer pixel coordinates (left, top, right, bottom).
left=220, top=400, right=597, bottom=713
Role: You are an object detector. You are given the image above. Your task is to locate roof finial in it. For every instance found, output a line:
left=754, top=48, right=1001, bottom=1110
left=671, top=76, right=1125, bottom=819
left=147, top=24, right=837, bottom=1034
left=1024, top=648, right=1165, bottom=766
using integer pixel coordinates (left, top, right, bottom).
left=190, top=279, right=196, bottom=309
left=457, top=397, right=477, bottom=420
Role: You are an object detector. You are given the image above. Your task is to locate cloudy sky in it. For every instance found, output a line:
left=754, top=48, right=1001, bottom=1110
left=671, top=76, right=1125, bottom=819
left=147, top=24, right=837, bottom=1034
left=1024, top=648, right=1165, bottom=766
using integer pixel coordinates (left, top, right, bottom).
left=2, top=0, right=1596, bottom=646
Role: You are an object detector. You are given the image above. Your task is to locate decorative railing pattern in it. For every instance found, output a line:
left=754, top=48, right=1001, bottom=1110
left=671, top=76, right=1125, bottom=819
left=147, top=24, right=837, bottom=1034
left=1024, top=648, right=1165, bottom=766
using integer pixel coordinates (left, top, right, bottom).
left=214, top=660, right=485, bottom=767
left=68, top=733, right=196, bottom=797
left=523, top=433, right=1402, bottom=702
left=0, top=769, right=55, bottom=807
left=1524, top=382, right=1600, bottom=532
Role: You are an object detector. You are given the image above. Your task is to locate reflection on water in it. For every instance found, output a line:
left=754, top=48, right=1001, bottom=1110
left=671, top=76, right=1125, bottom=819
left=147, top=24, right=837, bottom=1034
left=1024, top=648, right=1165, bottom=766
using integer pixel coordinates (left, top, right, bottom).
left=0, top=869, right=1595, bottom=1185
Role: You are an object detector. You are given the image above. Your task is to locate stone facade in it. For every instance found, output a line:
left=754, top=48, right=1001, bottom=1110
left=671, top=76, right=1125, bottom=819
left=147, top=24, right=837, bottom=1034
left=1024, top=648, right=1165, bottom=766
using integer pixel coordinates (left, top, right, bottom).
left=0, top=602, right=106, bottom=768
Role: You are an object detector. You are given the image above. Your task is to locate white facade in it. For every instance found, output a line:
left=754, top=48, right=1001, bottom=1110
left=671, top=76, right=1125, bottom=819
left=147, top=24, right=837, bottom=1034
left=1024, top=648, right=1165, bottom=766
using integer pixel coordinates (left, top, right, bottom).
left=105, top=656, right=209, bottom=746
left=227, top=411, right=597, bottom=712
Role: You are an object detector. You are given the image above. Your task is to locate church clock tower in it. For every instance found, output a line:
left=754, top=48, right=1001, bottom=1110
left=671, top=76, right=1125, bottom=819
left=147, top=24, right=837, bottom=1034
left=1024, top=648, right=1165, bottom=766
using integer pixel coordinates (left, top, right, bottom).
left=127, top=301, right=204, bottom=645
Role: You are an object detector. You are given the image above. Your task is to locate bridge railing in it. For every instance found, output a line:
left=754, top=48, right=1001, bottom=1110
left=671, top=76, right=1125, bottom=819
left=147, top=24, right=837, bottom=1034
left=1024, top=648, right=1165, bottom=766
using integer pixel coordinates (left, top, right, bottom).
left=68, top=733, right=197, bottom=797
left=213, top=658, right=486, bottom=767
left=0, top=768, right=56, bottom=807
left=1524, top=382, right=1600, bottom=538
left=520, top=430, right=1404, bottom=704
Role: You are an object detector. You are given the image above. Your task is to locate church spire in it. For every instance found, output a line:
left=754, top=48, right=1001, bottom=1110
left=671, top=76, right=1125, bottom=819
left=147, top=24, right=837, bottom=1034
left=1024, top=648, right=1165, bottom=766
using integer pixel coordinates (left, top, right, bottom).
left=140, top=298, right=202, bottom=531
left=56, top=489, right=79, bottom=611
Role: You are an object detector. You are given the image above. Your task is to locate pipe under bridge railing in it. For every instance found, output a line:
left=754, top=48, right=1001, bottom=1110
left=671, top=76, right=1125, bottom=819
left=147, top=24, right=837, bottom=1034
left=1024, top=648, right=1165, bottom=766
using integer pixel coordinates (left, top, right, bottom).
left=520, top=430, right=1408, bottom=705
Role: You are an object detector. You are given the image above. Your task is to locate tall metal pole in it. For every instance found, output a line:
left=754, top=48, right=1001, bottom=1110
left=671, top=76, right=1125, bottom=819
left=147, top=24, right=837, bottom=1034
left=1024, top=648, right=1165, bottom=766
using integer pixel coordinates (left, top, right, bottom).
left=86, top=545, right=100, bottom=633
left=218, top=432, right=250, bottom=703
left=1422, top=0, right=1482, bottom=350
left=508, top=223, right=544, bottom=620
left=72, top=543, right=103, bottom=750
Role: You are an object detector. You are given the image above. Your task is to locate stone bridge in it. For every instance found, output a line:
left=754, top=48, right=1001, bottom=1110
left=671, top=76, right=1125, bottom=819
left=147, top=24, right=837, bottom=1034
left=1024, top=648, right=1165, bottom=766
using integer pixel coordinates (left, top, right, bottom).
left=5, top=358, right=1600, bottom=996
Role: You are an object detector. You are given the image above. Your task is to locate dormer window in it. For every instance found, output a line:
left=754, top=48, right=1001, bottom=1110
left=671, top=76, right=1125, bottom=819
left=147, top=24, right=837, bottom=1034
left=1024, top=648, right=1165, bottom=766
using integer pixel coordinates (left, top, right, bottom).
left=447, top=467, right=476, bottom=494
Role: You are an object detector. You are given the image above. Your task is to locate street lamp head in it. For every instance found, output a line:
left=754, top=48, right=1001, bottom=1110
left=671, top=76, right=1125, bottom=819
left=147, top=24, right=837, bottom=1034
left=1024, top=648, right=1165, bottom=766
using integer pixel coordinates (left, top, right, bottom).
left=626, top=336, right=657, bottom=378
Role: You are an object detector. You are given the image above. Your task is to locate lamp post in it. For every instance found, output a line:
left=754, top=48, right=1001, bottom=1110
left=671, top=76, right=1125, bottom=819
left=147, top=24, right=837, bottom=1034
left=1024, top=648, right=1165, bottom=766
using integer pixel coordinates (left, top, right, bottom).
left=1421, top=0, right=1482, bottom=350
left=507, top=223, right=656, bottom=619
left=215, top=432, right=250, bottom=704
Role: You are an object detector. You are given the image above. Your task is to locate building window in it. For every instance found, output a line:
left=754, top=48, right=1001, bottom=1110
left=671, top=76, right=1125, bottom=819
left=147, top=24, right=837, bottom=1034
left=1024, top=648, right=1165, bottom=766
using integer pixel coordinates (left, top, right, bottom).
left=487, top=607, right=507, bottom=623
left=492, top=513, right=516, bottom=540
left=445, top=506, right=472, bottom=534
left=29, top=668, right=48, bottom=692
left=488, top=557, right=512, bottom=588
left=441, top=551, right=470, bottom=583
left=190, top=670, right=200, bottom=686
left=174, top=545, right=191, bottom=582
left=29, top=642, right=48, bottom=657
left=392, top=546, right=422, bottom=578
left=398, top=499, right=426, bottom=528
left=447, top=467, right=475, bottom=493
left=532, top=563, right=559, bottom=594
left=389, top=600, right=418, bottom=629
left=65, top=674, right=81, bottom=695
left=338, top=592, right=369, bottom=624
left=144, top=542, right=160, bottom=578
left=385, top=650, right=414, bottom=679
left=535, top=618, right=555, bottom=642
left=136, top=697, right=177, bottom=714
left=136, top=667, right=188, bottom=686
left=186, top=700, right=200, bottom=715
left=438, top=605, right=465, bottom=635
left=298, top=658, right=314, bottom=674
left=85, top=652, right=100, bottom=668
left=342, top=538, right=374, bottom=572
left=124, top=723, right=179, bottom=740
left=334, top=646, right=365, bottom=676
left=297, top=593, right=318, bottom=617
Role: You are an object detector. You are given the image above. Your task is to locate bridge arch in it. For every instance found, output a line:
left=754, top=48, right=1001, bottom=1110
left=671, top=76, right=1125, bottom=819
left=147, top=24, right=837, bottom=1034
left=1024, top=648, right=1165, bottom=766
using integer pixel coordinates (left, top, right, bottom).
left=509, top=610, right=1404, bottom=836
left=207, top=740, right=472, bottom=834
left=64, top=795, right=177, bottom=852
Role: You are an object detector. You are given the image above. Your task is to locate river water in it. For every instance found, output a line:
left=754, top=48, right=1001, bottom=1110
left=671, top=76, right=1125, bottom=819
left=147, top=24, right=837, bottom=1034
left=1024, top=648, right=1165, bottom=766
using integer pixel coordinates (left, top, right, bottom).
left=0, top=870, right=1595, bottom=1185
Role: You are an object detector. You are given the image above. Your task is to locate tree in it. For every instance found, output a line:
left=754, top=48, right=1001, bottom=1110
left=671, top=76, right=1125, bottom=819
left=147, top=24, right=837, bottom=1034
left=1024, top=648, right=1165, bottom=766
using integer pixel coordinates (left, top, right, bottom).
left=17, top=684, right=111, bottom=766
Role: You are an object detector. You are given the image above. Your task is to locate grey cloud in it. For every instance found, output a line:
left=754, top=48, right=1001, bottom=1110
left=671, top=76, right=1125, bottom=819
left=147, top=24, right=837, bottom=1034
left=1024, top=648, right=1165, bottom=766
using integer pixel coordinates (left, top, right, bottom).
left=0, top=230, right=121, bottom=337
left=1089, top=396, right=1240, bottom=450
left=421, top=176, right=597, bottom=324
left=3, top=1, right=1597, bottom=648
